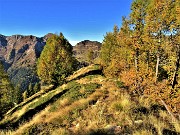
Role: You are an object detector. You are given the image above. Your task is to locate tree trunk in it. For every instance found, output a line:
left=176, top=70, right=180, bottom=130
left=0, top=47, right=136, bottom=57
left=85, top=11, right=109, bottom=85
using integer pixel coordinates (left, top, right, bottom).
left=155, top=29, right=162, bottom=83
left=160, top=99, right=177, bottom=122
left=135, top=48, right=139, bottom=73
left=172, top=49, right=180, bottom=89
left=135, top=48, right=142, bottom=95
left=155, top=53, right=160, bottom=83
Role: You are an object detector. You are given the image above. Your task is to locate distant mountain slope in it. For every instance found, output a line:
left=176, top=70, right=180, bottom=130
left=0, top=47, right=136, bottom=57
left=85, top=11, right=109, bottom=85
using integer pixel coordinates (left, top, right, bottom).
left=0, top=34, right=53, bottom=90
left=0, top=34, right=52, bottom=69
left=0, top=34, right=101, bottom=91
left=73, top=40, right=102, bottom=64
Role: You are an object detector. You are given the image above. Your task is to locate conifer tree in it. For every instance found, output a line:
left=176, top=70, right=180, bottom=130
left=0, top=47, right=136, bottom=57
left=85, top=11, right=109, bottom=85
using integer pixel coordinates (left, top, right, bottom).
left=129, top=0, right=148, bottom=73
left=145, top=0, right=169, bottom=82
left=87, top=49, right=94, bottom=64
left=37, top=33, right=76, bottom=86
left=14, top=84, right=23, bottom=104
left=100, top=25, right=120, bottom=77
left=27, top=83, right=33, bottom=97
left=22, top=90, right=27, bottom=101
left=0, top=62, right=14, bottom=118
left=33, top=82, right=40, bottom=93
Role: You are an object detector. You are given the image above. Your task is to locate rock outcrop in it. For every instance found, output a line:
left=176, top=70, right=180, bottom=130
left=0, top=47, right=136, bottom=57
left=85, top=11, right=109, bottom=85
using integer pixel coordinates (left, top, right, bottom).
left=73, top=40, right=102, bottom=65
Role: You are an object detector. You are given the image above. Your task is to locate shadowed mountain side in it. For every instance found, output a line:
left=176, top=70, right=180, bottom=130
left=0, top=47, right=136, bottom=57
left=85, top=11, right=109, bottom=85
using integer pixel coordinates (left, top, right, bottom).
left=0, top=34, right=53, bottom=90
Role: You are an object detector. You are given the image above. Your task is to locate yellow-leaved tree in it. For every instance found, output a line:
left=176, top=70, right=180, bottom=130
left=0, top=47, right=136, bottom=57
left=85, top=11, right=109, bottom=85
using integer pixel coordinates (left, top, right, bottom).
left=37, top=33, right=77, bottom=86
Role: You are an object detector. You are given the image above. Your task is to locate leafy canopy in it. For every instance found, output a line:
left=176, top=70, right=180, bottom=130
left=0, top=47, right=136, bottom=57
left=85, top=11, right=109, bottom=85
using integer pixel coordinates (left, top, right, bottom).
left=37, top=33, right=76, bottom=86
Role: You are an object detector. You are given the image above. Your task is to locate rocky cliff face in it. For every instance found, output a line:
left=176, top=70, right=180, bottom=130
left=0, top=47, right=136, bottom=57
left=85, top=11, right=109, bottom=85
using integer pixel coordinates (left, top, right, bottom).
left=0, top=34, right=54, bottom=69
left=0, top=34, right=53, bottom=90
left=73, top=40, right=102, bottom=65
left=0, top=35, right=101, bottom=91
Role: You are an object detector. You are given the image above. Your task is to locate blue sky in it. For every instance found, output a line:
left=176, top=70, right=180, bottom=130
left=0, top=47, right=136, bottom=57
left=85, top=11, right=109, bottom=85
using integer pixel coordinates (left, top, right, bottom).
left=0, top=0, right=132, bottom=45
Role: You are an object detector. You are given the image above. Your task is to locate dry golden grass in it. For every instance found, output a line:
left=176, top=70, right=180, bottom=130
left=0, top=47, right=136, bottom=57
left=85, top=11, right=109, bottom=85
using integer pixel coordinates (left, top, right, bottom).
left=133, top=130, right=153, bottom=135
left=149, top=115, right=166, bottom=135
left=12, top=82, right=104, bottom=135
left=76, top=75, right=104, bottom=85
left=0, top=130, right=13, bottom=135
left=6, top=82, right=180, bottom=135
left=12, top=106, right=51, bottom=135
left=51, top=128, right=68, bottom=135
left=66, top=64, right=102, bottom=82
left=45, top=90, right=103, bottom=123
left=138, top=95, right=153, bottom=109
left=1, top=65, right=180, bottom=135
left=59, top=98, right=71, bottom=107
left=173, top=121, right=180, bottom=133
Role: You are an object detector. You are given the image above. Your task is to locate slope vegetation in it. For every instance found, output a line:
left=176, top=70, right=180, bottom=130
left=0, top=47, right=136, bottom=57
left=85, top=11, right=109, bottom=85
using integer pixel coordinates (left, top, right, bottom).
left=0, top=65, right=179, bottom=135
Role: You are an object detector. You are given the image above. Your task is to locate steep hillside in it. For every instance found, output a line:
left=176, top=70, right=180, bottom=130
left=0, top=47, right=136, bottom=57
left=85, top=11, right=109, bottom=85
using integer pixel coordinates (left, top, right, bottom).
left=0, top=34, right=53, bottom=90
left=0, top=65, right=179, bottom=135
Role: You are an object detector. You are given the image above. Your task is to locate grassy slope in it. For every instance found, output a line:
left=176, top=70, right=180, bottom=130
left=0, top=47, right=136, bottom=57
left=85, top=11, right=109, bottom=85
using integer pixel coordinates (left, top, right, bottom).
left=0, top=65, right=179, bottom=135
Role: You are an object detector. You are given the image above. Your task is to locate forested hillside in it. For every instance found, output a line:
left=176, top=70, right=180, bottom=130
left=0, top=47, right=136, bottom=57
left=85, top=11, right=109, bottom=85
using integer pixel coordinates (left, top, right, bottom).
left=0, top=34, right=50, bottom=91
left=0, top=0, right=179, bottom=135
left=0, top=62, right=18, bottom=120
left=100, top=0, right=180, bottom=113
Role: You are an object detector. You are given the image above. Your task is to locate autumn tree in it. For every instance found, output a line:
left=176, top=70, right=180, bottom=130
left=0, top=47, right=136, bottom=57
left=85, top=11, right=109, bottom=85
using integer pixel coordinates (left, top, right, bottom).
left=144, top=0, right=171, bottom=82
left=100, top=25, right=121, bottom=77
left=129, top=0, right=149, bottom=73
left=117, top=17, right=134, bottom=69
left=33, top=82, right=40, bottom=93
left=87, top=49, right=94, bottom=64
left=0, top=62, right=14, bottom=118
left=166, top=0, right=180, bottom=88
left=100, top=0, right=179, bottom=112
left=37, top=33, right=76, bottom=86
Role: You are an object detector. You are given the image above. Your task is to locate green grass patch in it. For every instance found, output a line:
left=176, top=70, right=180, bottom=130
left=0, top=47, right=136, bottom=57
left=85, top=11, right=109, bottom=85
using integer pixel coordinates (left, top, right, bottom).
left=116, top=80, right=124, bottom=88
left=61, top=83, right=101, bottom=101
left=27, top=89, right=61, bottom=109
left=49, top=82, right=102, bottom=112
left=84, top=75, right=99, bottom=80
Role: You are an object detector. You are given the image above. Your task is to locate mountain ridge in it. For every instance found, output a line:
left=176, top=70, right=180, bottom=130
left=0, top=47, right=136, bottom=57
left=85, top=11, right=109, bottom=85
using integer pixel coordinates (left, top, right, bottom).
left=0, top=34, right=102, bottom=91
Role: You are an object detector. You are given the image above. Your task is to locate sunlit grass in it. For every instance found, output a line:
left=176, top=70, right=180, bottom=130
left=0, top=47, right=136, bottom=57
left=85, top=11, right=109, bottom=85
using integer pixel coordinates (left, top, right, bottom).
left=133, top=130, right=153, bottom=135
left=0, top=130, right=12, bottom=135
left=1, top=65, right=179, bottom=135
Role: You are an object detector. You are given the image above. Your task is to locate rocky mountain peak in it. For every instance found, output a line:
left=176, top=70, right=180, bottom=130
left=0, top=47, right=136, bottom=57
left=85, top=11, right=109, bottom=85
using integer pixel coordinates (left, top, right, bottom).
left=76, top=40, right=101, bottom=49
left=73, top=40, right=102, bottom=64
left=43, top=33, right=54, bottom=40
